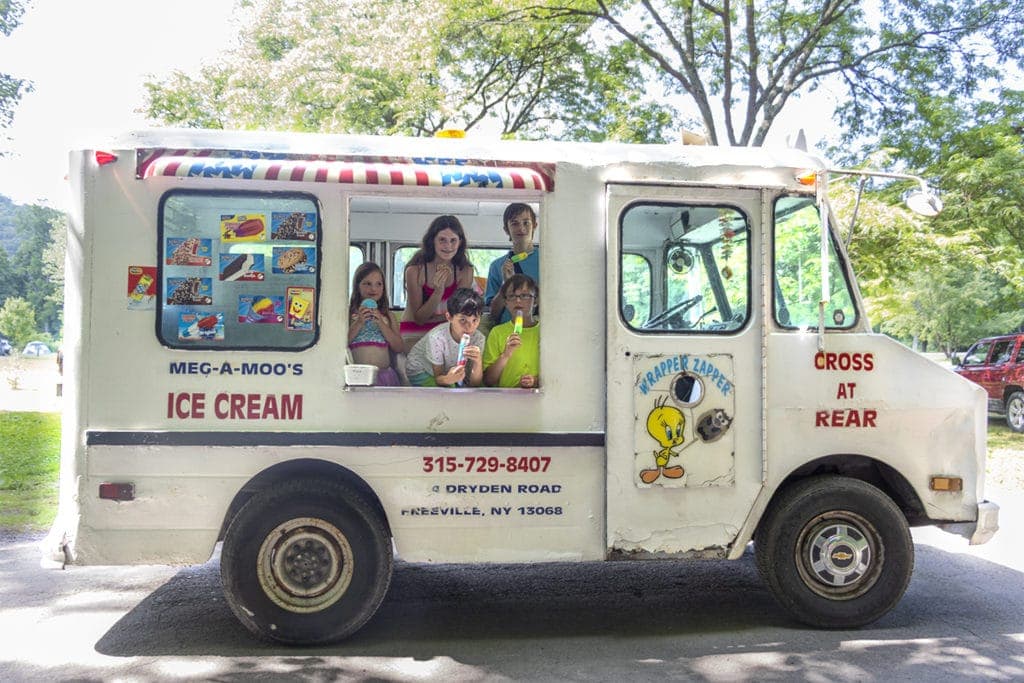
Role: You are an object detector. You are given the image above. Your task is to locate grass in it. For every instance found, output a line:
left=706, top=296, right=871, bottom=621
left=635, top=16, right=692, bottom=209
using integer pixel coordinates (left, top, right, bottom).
left=987, top=419, right=1024, bottom=451
left=985, top=418, right=1024, bottom=492
left=0, top=411, right=61, bottom=530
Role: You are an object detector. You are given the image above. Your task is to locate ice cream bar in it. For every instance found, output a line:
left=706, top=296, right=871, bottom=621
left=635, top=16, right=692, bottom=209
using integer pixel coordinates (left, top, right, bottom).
left=252, top=297, right=275, bottom=315
left=361, top=298, right=377, bottom=309
left=513, top=310, right=523, bottom=335
left=510, top=251, right=528, bottom=263
left=198, top=315, right=219, bottom=330
left=228, top=217, right=265, bottom=239
left=456, top=333, right=470, bottom=367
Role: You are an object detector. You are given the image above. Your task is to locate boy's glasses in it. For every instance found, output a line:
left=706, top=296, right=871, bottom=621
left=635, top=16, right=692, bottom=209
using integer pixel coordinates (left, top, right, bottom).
left=505, top=293, right=536, bottom=301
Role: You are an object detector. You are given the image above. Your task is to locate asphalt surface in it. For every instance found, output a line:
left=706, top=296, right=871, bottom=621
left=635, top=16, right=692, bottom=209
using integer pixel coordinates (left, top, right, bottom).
left=1, top=486, right=1023, bottom=682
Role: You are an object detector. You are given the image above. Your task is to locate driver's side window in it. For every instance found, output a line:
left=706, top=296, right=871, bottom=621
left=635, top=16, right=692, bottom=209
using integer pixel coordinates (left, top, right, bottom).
left=620, top=202, right=749, bottom=333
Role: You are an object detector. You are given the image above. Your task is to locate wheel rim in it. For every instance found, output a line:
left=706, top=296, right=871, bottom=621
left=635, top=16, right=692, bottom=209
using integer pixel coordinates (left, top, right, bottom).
left=794, top=510, right=883, bottom=600
left=257, top=517, right=354, bottom=613
left=1008, top=396, right=1024, bottom=430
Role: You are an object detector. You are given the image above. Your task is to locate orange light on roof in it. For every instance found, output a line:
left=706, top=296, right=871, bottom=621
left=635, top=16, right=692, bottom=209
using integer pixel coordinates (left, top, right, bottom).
left=795, top=170, right=817, bottom=186
left=95, top=151, right=118, bottom=166
left=435, top=129, right=466, bottom=139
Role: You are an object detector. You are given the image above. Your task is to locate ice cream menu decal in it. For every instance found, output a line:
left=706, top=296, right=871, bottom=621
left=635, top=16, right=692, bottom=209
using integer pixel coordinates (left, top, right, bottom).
left=156, top=197, right=319, bottom=349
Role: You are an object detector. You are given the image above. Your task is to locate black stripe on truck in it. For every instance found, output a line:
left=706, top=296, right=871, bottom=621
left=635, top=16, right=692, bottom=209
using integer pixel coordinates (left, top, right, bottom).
left=85, top=431, right=606, bottom=448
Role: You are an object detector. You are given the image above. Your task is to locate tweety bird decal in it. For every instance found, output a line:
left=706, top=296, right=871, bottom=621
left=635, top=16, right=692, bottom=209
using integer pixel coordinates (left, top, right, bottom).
left=641, top=395, right=686, bottom=484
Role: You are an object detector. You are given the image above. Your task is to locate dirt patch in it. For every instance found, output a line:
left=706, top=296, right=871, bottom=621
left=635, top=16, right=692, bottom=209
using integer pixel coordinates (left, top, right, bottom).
left=0, top=356, right=63, bottom=413
left=988, top=446, right=1024, bottom=491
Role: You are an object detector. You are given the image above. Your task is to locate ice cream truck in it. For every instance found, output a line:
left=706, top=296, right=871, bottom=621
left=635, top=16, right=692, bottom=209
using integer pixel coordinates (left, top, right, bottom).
left=46, top=128, right=998, bottom=644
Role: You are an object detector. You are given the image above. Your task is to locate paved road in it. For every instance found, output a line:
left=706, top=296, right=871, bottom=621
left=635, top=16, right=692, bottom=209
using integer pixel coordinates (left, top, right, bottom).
left=1, top=486, right=1022, bottom=682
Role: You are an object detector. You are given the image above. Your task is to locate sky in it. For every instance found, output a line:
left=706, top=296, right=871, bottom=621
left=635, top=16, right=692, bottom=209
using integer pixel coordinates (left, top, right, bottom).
left=0, top=1, right=237, bottom=210
left=0, top=1, right=840, bottom=213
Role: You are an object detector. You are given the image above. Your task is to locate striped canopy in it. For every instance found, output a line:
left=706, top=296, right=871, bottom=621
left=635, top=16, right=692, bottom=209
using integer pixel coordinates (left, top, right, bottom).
left=137, top=148, right=555, bottom=191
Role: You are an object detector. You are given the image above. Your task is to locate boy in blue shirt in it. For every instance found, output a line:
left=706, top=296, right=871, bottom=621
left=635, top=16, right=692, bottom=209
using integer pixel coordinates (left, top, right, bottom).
left=485, top=203, right=539, bottom=324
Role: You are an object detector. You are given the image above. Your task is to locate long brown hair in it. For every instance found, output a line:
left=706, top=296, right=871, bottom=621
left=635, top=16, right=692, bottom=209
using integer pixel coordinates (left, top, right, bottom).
left=407, top=215, right=470, bottom=269
left=349, top=262, right=391, bottom=314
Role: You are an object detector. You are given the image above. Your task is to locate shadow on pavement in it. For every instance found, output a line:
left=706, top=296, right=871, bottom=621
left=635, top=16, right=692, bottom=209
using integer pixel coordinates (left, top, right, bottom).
left=93, top=542, right=1024, bottom=669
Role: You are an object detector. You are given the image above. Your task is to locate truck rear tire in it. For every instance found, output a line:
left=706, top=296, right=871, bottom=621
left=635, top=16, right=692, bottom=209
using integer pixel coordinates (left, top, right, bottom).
left=1006, top=391, right=1024, bottom=433
left=220, top=478, right=392, bottom=645
left=754, top=476, right=913, bottom=628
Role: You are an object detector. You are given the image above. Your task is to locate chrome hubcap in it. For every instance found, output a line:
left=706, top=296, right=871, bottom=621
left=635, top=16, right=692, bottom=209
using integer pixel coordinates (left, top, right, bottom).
left=796, top=511, right=881, bottom=599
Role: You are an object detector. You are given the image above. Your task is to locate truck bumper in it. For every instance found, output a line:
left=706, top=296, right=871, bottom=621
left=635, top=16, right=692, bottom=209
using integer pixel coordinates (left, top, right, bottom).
left=937, top=500, right=1000, bottom=546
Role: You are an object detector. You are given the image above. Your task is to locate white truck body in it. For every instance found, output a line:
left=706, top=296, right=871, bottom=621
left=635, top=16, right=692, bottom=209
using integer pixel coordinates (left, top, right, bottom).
left=47, top=129, right=997, bottom=643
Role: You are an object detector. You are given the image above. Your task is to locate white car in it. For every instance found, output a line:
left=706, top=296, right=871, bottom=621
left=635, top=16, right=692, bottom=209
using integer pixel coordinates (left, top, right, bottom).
left=22, top=341, right=52, bottom=356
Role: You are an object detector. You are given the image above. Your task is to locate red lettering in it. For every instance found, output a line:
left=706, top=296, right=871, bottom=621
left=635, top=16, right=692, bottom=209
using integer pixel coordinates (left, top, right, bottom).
left=263, top=394, right=279, bottom=419
left=231, top=393, right=246, bottom=418
left=813, top=352, right=875, bottom=372
left=816, top=408, right=878, bottom=428
left=198, top=393, right=305, bottom=420
left=247, top=393, right=261, bottom=419
left=215, top=392, right=229, bottom=419
left=169, top=392, right=204, bottom=419
left=281, top=394, right=302, bottom=420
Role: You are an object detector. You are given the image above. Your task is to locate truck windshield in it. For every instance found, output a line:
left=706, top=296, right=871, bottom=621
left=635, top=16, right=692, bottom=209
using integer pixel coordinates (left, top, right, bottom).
left=773, top=196, right=857, bottom=329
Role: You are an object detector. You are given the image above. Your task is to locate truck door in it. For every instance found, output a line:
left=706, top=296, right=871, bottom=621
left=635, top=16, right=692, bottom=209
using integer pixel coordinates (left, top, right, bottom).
left=605, top=184, right=765, bottom=556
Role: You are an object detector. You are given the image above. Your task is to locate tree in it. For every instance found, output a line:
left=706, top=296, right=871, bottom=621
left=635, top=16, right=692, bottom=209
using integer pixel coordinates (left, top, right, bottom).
left=0, top=0, right=32, bottom=136
left=513, top=0, right=1023, bottom=146
left=868, top=259, right=1018, bottom=356
left=145, top=0, right=672, bottom=141
left=0, top=296, right=36, bottom=348
left=11, top=204, right=62, bottom=334
left=41, top=213, right=65, bottom=315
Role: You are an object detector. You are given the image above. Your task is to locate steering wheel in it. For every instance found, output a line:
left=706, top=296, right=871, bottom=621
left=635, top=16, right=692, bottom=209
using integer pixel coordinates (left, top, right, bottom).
left=642, top=295, right=703, bottom=329
left=693, top=306, right=718, bottom=329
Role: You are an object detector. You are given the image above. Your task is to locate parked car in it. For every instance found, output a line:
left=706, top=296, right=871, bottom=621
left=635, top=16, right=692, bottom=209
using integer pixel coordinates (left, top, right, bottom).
left=22, top=341, right=52, bottom=357
left=954, top=332, right=1024, bottom=432
left=0, top=337, right=10, bottom=356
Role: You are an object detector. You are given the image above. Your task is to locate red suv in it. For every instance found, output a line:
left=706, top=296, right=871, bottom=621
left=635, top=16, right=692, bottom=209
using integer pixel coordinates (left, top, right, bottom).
left=955, top=333, right=1024, bottom=432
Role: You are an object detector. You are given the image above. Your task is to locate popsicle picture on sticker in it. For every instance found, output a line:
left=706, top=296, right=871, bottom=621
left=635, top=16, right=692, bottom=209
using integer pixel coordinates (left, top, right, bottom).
left=221, top=214, right=266, bottom=242
left=285, top=286, right=315, bottom=331
left=238, top=295, right=285, bottom=324
left=178, top=311, right=224, bottom=341
left=271, top=211, right=317, bottom=241
left=127, top=265, right=157, bottom=310
left=272, top=247, right=316, bottom=274
left=166, top=237, right=213, bottom=266
left=219, top=252, right=265, bottom=281
left=166, top=277, right=213, bottom=305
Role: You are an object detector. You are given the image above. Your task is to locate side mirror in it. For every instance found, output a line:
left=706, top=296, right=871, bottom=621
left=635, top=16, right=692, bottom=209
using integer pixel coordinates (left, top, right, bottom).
left=951, top=354, right=961, bottom=367
left=902, top=185, right=943, bottom=217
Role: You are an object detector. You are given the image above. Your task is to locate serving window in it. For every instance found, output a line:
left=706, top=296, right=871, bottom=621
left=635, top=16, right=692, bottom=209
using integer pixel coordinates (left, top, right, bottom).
left=157, top=191, right=320, bottom=350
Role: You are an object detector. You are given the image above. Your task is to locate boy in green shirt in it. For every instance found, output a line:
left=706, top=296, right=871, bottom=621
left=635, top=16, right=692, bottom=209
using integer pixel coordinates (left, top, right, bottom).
left=483, top=275, right=540, bottom=388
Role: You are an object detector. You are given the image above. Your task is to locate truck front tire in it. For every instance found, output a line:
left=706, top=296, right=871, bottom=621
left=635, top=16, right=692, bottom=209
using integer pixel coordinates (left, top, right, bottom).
left=220, top=478, right=392, bottom=644
left=755, top=476, right=913, bottom=628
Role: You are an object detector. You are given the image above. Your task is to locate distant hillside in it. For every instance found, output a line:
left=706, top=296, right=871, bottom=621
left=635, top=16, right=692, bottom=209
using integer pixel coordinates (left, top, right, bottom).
left=0, top=194, right=16, bottom=255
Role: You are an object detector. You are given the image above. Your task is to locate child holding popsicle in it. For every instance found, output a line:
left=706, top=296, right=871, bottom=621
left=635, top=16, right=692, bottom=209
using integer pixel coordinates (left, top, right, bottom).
left=348, top=262, right=404, bottom=385
left=485, top=203, right=539, bottom=323
left=405, top=288, right=486, bottom=387
left=483, top=274, right=540, bottom=388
